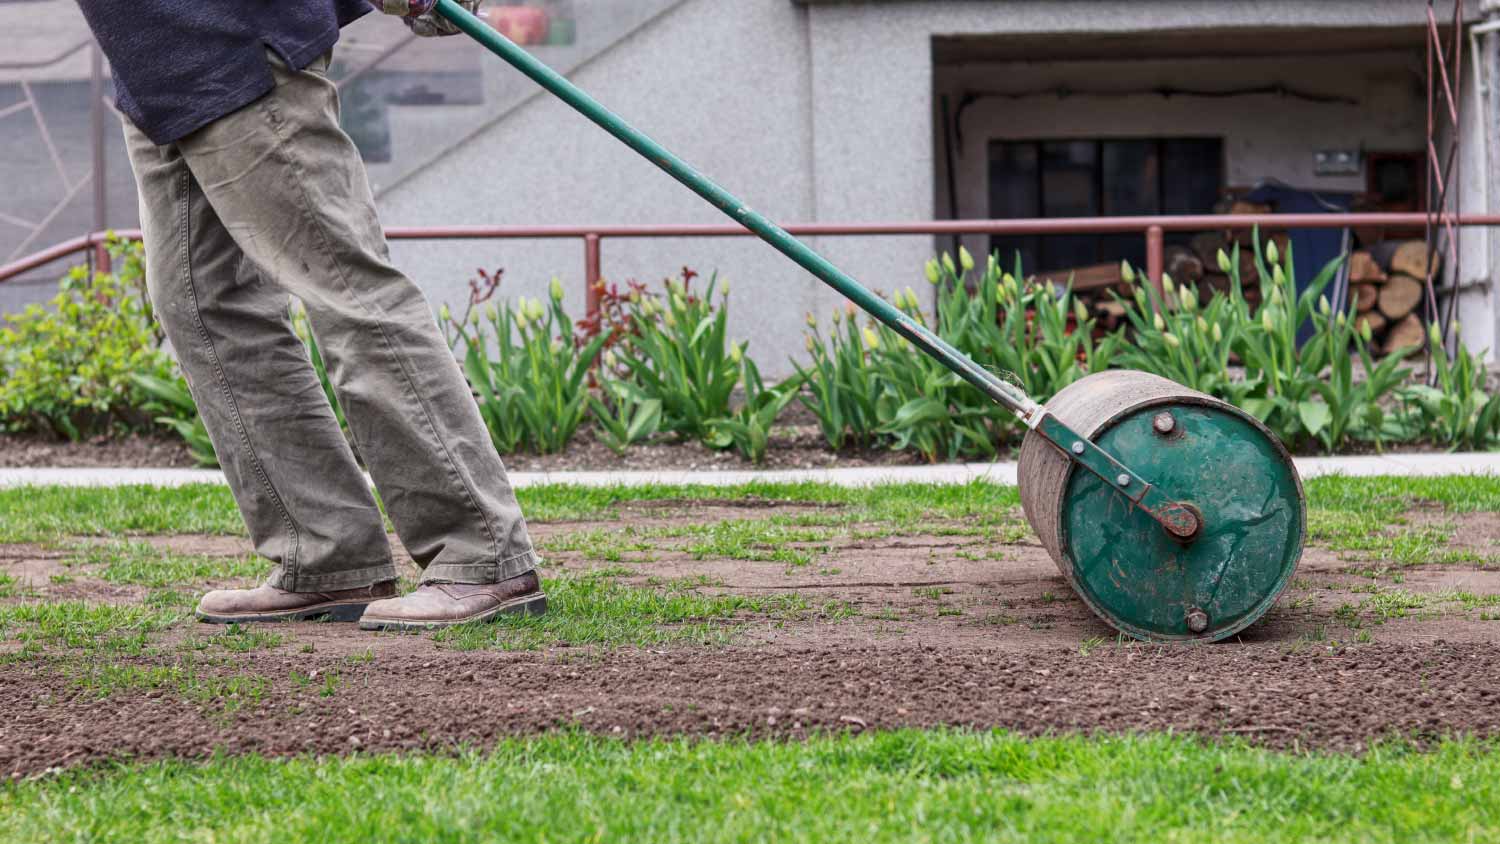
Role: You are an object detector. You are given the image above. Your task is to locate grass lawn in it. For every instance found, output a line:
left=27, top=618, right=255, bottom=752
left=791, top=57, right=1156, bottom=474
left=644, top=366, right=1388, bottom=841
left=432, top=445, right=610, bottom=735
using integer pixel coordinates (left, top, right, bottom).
left=5, top=473, right=1500, bottom=542
left=1, top=731, right=1495, bottom=843
left=4, top=476, right=1500, bottom=840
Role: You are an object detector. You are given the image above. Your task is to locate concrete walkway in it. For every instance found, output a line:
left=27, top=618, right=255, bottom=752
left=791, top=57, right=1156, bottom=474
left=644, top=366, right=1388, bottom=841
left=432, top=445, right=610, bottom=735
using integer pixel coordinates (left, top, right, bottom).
left=2, top=451, right=1498, bottom=489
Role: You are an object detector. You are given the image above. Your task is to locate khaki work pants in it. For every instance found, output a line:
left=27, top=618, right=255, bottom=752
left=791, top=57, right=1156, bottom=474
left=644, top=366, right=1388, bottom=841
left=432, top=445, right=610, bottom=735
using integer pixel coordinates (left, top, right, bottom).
left=122, top=52, right=537, bottom=592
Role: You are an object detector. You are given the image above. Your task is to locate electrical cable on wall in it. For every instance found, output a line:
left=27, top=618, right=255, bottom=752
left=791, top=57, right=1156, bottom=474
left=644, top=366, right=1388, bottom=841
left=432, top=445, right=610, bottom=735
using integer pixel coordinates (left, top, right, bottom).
left=954, top=85, right=1360, bottom=148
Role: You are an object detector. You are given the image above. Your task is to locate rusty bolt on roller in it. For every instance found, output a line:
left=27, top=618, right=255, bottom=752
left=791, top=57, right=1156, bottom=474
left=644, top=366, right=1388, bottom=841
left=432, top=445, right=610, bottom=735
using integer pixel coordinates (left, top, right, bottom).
left=1153, top=412, right=1176, bottom=436
left=1185, top=608, right=1210, bottom=634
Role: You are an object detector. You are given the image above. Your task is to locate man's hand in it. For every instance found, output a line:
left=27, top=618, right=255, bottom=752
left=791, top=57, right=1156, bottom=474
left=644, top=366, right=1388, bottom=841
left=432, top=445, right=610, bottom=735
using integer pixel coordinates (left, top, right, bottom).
left=369, top=0, right=484, bottom=37
left=371, top=0, right=436, bottom=15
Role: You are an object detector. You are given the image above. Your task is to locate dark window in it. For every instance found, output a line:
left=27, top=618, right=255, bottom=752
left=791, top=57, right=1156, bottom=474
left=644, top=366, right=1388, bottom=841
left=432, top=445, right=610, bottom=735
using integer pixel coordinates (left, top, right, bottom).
left=987, top=138, right=1223, bottom=274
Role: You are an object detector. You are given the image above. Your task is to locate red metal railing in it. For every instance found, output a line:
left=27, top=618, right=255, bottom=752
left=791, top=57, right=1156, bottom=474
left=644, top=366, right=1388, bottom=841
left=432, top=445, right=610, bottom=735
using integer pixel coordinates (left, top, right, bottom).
left=7, top=213, right=1500, bottom=317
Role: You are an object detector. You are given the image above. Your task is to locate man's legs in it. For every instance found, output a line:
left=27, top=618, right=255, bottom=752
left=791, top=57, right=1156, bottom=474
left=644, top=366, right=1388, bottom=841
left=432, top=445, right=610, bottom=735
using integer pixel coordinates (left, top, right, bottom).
left=167, top=52, right=540, bottom=624
left=123, top=119, right=399, bottom=620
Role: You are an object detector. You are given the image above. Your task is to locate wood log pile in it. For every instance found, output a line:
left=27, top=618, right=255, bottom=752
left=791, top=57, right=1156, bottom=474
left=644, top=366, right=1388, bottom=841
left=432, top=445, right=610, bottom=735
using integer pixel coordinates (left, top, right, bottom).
left=1350, top=240, right=1433, bottom=357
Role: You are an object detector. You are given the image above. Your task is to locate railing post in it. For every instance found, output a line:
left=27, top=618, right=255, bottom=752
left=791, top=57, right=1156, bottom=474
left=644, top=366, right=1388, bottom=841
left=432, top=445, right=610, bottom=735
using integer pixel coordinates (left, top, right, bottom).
left=584, top=233, right=602, bottom=320
left=92, top=233, right=111, bottom=275
left=1145, top=224, right=1165, bottom=303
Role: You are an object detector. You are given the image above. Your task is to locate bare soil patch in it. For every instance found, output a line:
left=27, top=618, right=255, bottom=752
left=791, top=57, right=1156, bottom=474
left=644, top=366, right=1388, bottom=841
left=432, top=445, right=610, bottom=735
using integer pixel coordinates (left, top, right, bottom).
left=5, top=642, right=1497, bottom=777
left=4, top=507, right=1500, bottom=776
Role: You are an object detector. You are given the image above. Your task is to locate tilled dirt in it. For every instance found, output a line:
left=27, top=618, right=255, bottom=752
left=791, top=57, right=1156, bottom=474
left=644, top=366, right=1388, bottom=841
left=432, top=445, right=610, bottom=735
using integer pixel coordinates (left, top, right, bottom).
left=5, top=641, right=1495, bottom=777
left=4, top=505, right=1500, bottom=776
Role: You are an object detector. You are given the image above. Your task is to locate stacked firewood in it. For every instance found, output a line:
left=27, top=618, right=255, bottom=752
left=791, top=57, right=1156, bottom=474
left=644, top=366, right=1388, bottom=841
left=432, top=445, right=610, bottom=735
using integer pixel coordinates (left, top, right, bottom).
left=1345, top=241, right=1433, bottom=356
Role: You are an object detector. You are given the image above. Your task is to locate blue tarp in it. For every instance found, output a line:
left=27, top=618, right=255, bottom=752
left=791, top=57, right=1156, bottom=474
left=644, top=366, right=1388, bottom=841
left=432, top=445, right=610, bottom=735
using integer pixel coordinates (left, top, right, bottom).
left=1243, top=182, right=1355, bottom=344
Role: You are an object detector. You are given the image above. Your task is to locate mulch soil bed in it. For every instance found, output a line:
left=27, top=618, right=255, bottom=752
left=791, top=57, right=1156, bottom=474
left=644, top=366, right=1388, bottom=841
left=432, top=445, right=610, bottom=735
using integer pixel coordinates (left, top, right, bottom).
left=0, top=434, right=197, bottom=469
left=7, top=641, right=1493, bottom=776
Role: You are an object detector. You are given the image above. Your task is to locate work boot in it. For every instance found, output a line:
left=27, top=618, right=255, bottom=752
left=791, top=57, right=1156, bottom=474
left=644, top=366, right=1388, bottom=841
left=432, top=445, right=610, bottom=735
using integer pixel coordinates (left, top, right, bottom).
left=196, top=580, right=398, bottom=624
left=358, top=571, right=547, bottom=631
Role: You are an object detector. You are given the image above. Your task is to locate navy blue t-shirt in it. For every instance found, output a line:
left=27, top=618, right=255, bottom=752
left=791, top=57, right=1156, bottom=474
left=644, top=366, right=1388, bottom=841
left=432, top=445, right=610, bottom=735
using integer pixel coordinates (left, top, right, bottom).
left=75, top=1, right=372, bottom=145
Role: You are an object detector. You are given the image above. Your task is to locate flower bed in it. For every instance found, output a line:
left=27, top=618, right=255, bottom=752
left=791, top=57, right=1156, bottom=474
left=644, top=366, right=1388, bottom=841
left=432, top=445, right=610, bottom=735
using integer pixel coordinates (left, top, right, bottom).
left=2, top=234, right=1496, bottom=468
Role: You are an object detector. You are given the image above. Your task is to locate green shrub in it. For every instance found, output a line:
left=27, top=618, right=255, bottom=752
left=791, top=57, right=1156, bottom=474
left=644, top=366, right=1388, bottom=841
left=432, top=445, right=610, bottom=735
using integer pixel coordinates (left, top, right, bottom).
left=794, top=307, right=880, bottom=451
left=798, top=248, right=1114, bottom=461
left=293, top=308, right=347, bottom=433
left=612, top=270, right=741, bottom=445
left=447, top=280, right=607, bottom=455
left=935, top=250, right=1117, bottom=412
left=1114, top=265, right=1240, bottom=399
left=1120, top=235, right=1419, bottom=454
left=588, top=368, right=662, bottom=456
left=1398, top=322, right=1500, bottom=450
left=131, top=374, right=218, bottom=467
left=0, top=237, right=175, bottom=440
left=708, top=352, right=803, bottom=463
left=862, top=289, right=999, bottom=462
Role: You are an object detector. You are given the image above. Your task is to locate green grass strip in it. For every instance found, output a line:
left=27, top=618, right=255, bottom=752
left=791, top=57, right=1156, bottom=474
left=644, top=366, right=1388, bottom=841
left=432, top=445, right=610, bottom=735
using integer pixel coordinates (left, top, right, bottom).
left=3, top=475, right=1499, bottom=543
left=1, top=731, right=1497, bottom=843
left=65, top=541, right=264, bottom=587
left=0, top=485, right=243, bottom=543
left=0, top=601, right=182, bottom=656
left=434, top=570, right=821, bottom=651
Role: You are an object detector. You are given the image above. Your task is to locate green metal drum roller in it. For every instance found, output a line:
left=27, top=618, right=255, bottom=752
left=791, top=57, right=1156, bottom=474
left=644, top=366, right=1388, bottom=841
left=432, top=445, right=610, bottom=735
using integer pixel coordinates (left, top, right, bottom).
left=435, top=0, right=1306, bottom=642
left=1018, top=371, right=1304, bottom=641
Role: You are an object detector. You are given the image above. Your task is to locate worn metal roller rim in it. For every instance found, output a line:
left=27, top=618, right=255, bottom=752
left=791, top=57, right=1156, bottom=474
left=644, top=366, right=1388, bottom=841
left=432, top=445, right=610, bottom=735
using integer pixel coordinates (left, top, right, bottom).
left=436, top=0, right=1307, bottom=643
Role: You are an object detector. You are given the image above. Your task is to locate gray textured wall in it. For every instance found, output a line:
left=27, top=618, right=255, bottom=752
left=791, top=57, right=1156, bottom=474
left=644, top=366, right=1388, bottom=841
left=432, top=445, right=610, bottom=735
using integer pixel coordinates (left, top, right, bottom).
left=6, top=0, right=1493, bottom=369
left=381, top=0, right=835, bottom=377
left=379, top=0, right=1490, bottom=375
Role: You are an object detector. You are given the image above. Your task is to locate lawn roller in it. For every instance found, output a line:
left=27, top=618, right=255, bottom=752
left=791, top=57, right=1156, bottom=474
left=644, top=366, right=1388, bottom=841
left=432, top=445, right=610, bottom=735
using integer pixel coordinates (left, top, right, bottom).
left=434, top=0, right=1305, bottom=642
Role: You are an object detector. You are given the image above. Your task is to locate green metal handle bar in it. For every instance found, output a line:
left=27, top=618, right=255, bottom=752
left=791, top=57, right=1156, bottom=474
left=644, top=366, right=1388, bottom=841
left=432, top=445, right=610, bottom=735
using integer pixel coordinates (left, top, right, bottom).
left=434, top=0, right=1198, bottom=539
